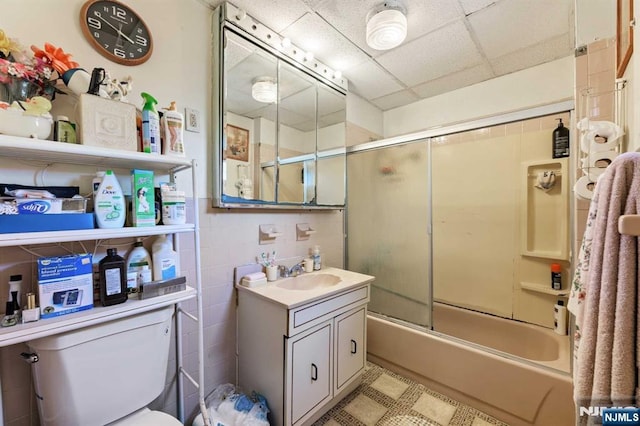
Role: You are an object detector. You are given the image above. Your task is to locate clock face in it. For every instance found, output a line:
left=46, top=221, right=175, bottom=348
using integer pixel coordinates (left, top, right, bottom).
left=80, top=0, right=153, bottom=66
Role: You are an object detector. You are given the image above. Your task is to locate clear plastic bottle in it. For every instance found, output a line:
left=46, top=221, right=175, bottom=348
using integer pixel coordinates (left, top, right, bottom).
left=312, top=245, right=322, bottom=271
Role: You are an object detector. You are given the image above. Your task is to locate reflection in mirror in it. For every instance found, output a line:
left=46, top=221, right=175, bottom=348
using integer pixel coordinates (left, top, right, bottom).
left=316, top=83, right=346, bottom=206
left=223, top=30, right=277, bottom=203
left=213, top=3, right=347, bottom=208
left=278, top=61, right=317, bottom=161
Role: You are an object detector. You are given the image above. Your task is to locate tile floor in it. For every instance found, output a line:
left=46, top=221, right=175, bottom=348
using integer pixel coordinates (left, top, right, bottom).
left=313, top=362, right=509, bottom=426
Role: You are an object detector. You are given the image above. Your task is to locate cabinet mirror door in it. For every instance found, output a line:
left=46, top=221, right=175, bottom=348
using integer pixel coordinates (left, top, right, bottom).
left=277, top=60, right=317, bottom=204
left=316, top=83, right=346, bottom=206
left=222, top=30, right=277, bottom=203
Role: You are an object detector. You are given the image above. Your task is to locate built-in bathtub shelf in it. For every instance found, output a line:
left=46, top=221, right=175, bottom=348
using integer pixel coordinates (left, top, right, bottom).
left=520, top=281, right=569, bottom=297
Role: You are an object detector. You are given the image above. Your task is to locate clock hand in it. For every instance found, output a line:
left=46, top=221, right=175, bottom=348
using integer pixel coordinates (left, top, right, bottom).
left=94, top=11, right=135, bottom=44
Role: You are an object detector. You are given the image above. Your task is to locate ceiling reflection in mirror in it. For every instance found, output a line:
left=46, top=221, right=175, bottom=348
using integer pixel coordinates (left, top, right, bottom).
left=213, top=4, right=347, bottom=208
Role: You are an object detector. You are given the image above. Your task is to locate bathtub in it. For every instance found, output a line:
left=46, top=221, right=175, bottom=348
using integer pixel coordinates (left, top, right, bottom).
left=367, top=304, right=575, bottom=426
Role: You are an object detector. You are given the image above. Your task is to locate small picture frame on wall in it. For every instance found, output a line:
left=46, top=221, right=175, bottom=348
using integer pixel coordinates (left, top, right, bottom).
left=225, top=124, right=249, bottom=162
left=617, top=0, right=634, bottom=78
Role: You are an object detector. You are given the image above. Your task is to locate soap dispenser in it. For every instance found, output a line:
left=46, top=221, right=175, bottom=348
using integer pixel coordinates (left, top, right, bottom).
left=552, top=118, right=570, bottom=158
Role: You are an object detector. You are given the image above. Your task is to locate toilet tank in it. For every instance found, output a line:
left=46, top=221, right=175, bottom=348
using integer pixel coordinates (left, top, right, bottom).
left=27, top=305, right=174, bottom=426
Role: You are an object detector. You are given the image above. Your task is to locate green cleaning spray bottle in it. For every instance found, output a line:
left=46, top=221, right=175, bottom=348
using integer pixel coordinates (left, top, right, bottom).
left=141, top=92, right=160, bottom=154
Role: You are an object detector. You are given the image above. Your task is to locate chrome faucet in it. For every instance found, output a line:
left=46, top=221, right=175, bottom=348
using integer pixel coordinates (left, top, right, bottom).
left=279, top=262, right=305, bottom=278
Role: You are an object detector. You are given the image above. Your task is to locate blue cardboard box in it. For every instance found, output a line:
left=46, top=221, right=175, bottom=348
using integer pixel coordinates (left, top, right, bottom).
left=0, top=213, right=94, bottom=234
left=37, top=254, right=94, bottom=319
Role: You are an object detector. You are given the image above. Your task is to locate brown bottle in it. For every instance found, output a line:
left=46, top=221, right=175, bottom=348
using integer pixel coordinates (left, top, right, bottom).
left=99, top=248, right=128, bottom=306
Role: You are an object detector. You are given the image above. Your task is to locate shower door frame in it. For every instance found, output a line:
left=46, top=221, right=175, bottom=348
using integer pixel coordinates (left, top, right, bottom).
left=345, top=99, right=575, bottom=343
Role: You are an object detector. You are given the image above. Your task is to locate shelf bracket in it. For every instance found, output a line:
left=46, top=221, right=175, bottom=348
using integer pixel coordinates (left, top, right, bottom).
left=296, top=223, right=316, bottom=241
left=259, top=224, right=283, bottom=245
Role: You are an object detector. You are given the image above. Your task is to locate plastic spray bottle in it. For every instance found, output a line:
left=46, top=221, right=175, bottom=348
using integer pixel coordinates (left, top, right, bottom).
left=141, top=92, right=161, bottom=154
left=161, top=101, right=185, bottom=157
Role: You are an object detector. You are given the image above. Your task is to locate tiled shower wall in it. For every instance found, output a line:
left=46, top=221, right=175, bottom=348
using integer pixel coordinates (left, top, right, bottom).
left=574, top=37, right=616, bottom=252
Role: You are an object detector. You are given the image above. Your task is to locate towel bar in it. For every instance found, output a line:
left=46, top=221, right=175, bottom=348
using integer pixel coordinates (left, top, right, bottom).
left=618, top=215, right=640, bottom=235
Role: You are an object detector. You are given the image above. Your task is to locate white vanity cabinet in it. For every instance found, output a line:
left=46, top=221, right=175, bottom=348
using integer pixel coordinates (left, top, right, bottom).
left=236, top=268, right=373, bottom=426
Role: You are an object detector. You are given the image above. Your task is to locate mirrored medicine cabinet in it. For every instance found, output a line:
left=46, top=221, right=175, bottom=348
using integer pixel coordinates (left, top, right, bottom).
left=212, top=3, right=347, bottom=209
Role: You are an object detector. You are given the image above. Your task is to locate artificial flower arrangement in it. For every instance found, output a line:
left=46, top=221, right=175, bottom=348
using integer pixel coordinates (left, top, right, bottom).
left=0, top=29, right=81, bottom=138
left=0, top=29, right=79, bottom=110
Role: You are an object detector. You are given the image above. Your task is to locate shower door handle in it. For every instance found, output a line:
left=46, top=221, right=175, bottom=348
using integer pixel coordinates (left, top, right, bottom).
left=311, top=363, right=318, bottom=381
left=350, top=339, right=357, bottom=354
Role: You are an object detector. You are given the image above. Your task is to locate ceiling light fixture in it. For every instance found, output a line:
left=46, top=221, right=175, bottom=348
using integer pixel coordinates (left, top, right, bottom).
left=251, top=77, right=277, bottom=103
left=366, top=0, right=408, bottom=50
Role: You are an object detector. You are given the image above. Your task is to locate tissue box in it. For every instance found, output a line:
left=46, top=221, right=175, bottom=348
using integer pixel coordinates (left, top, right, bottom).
left=78, top=94, right=137, bottom=151
left=0, top=213, right=94, bottom=233
left=37, top=254, right=94, bottom=319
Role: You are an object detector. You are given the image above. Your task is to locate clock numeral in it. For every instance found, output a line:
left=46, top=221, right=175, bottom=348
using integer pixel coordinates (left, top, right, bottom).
left=137, top=48, right=143, bottom=53
left=135, top=35, right=148, bottom=46
left=114, top=48, right=126, bottom=59
left=104, top=44, right=110, bottom=49
left=111, top=6, right=127, bottom=20
left=88, top=16, right=101, bottom=29
left=94, top=32, right=100, bottom=39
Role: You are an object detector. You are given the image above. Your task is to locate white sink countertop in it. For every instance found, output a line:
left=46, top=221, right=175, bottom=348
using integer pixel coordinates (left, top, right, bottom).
left=235, top=267, right=375, bottom=309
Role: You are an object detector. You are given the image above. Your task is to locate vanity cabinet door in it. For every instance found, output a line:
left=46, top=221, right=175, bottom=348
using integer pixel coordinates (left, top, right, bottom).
left=287, top=322, right=332, bottom=425
left=335, top=306, right=366, bottom=392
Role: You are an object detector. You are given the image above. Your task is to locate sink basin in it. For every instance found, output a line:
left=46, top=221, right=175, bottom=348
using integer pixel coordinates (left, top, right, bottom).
left=276, top=273, right=342, bottom=291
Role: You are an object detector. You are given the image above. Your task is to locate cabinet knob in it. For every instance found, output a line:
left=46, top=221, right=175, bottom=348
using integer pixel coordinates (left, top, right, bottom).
left=350, top=339, right=357, bottom=354
left=311, top=363, right=318, bottom=381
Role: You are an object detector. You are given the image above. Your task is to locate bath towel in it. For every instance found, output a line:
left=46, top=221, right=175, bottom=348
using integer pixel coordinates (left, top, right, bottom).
left=568, top=152, right=640, bottom=421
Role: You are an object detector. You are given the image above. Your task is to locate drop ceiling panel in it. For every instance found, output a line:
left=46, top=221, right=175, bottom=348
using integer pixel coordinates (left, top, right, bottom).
left=490, top=34, right=573, bottom=76
left=370, top=90, right=421, bottom=111
left=207, top=0, right=575, bottom=111
left=459, top=0, right=497, bottom=15
left=344, top=59, right=405, bottom=100
left=411, top=64, right=494, bottom=99
left=279, top=12, right=371, bottom=71
left=308, top=0, right=464, bottom=58
left=377, top=20, right=484, bottom=86
left=469, top=0, right=572, bottom=59
left=208, top=0, right=310, bottom=32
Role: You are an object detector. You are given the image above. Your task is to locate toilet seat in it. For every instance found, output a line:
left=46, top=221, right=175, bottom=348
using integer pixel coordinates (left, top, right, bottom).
left=109, top=408, right=183, bottom=426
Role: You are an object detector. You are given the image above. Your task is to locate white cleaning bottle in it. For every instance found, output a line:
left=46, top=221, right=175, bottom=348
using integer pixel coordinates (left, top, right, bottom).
left=94, top=170, right=126, bottom=229
left=161, top=101, right=185, bottom=157
left=126, top=238, right=151, bottom=294
left=152, top=234, right=180, bottom=281
left=553, top=300, right=567, bottom=335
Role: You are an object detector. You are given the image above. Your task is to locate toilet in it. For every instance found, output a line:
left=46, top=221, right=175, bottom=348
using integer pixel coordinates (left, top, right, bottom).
left=27, top=305, right=182, bottom=426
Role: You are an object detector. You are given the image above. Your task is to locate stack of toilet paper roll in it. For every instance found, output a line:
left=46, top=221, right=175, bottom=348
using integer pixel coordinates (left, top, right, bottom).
left=574, top=119, right=623, bottom=200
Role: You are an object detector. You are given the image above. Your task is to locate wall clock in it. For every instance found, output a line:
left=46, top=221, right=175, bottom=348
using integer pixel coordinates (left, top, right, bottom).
left=80, top=0, right=153, bottom=66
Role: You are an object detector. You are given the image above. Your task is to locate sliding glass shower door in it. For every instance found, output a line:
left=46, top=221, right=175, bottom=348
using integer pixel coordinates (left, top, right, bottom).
left=346, top=141, right=431, bottom=327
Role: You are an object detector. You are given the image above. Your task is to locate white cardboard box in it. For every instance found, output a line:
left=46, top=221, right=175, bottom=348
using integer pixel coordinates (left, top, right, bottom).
left=37, top=254, right=94, bottom=319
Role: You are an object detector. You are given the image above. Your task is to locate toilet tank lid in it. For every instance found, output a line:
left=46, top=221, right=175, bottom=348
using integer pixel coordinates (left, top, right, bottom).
left=27, top=305, right=173, bottom=351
